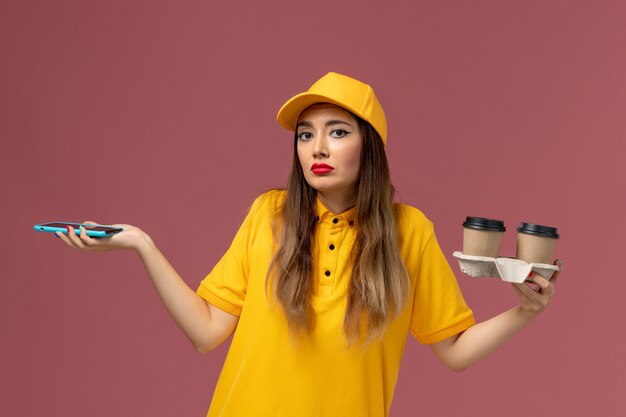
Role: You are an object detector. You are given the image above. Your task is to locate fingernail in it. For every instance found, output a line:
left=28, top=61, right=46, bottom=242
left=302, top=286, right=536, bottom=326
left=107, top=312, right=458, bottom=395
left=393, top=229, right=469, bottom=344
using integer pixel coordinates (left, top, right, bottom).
left=529, top=271, right=534, bottom=277
left=66, top=226, right=71, bottom=234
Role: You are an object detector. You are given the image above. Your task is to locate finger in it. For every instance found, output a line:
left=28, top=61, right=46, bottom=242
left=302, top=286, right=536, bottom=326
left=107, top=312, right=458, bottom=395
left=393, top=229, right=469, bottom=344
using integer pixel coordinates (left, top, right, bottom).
left=77, top=225, right=96, bottom=246
left=516, top=281, right=542, bottom=299
left=65, top=226, right=86, bottom=249
left=554, top=258, right=563, bottom=270
left=533, top=274, right=549, bottom=288
left=524, top=280, right=542, bottom=292
left=524, top=273, right=542, bottom=292
left=533, top=275, right=554, bottom=297
left=57, top=229, right=84, bottom=250
left=56, top=230, right=77, bottom=248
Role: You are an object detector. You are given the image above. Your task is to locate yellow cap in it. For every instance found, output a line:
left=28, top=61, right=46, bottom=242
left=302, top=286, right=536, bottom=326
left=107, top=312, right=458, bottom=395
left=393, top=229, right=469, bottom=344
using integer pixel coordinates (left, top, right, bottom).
left=276, top=72, right=387, bottom=146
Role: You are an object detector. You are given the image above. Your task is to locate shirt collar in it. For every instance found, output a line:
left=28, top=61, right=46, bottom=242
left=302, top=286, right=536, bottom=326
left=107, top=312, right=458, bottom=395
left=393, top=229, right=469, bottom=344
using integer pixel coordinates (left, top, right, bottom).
left=314, top=195, right=357, bottom=227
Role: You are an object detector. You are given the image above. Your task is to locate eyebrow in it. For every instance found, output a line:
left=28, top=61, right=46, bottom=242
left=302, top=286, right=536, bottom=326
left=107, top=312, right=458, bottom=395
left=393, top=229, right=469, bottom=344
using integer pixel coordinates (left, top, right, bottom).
left=296, top=119, right=353, bottom=129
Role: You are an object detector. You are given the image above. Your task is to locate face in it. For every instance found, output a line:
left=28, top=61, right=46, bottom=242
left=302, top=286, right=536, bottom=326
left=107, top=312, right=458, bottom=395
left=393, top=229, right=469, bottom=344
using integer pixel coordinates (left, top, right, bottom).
left=296, top=103, right=363, bottom=199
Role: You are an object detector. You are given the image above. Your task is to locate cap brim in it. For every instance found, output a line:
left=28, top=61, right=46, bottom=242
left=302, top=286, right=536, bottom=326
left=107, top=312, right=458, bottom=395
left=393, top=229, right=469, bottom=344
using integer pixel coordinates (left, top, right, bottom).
left=276, top=92, right=359, bottom=133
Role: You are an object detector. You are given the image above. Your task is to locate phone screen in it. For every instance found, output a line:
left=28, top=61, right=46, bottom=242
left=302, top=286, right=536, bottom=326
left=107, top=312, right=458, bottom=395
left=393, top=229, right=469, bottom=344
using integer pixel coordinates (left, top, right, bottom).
left=40, top=222, right=120, bottom=232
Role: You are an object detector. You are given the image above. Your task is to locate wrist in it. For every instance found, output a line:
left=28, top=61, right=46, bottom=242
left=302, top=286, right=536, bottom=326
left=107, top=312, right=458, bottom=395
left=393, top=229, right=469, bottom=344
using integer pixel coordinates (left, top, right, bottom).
left=517, top=305, right=541, bottom=321
left=134, top=231, right=156, bottom=256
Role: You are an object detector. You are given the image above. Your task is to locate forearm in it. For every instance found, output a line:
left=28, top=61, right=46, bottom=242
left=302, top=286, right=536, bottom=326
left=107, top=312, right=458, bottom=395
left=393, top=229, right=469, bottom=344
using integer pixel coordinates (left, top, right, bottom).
left=446, top=306, right=539, bottom=371
left=134, top=234, right=213, bottom=351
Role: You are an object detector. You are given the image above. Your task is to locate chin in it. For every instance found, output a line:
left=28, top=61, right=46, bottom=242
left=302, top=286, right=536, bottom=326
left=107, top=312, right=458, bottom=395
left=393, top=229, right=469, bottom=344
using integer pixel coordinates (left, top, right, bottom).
left=306, top=181, right=347, bottom=194
left=305, top=173, right=355, bottom=191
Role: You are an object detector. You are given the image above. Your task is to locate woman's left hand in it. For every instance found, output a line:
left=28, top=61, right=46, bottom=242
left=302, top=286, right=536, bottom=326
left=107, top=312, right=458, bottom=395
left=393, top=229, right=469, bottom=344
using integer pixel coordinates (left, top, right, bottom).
left=511, top=259, right=562, bottom=316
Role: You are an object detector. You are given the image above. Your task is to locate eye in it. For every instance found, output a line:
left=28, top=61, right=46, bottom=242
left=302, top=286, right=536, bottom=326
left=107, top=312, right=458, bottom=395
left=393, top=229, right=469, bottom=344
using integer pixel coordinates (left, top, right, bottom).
left=297, top=132, right=313, bottom=141
left=330, top=129, right=350, bottom=138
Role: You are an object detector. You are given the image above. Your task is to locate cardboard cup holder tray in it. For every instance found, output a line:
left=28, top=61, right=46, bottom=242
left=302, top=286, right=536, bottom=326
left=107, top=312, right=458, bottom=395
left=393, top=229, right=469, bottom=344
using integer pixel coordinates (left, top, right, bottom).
left=452, top=251, right=560, bottom=284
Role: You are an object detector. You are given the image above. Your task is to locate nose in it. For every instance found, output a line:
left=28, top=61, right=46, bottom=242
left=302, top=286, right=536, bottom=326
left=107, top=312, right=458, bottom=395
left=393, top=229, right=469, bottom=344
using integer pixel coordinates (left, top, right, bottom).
left=312, top=133, right=329, bottom=159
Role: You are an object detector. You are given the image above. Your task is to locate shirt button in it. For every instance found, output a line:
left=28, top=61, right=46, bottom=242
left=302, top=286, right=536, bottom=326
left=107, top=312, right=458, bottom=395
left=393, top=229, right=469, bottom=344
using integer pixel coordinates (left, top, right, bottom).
left=329, top=244, right=335, bottom=250
left=325, top=270, right=331, bottom=276
left=332, top=218, right=338, bottom=224
left=349, top=220, right=354, bottom=226
left=315, top=216, right=320, bottom=221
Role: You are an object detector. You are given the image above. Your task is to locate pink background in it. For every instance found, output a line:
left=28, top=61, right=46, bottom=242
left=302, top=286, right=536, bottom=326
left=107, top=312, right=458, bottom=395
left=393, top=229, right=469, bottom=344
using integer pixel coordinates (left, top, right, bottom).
left=2, top=1, right=624, bottom=416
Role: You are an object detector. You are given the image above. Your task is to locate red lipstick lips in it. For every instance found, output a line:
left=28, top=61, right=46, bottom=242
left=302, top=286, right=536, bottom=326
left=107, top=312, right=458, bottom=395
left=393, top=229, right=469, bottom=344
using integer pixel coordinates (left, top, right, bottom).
left=311, top=163, right=334, bottom=175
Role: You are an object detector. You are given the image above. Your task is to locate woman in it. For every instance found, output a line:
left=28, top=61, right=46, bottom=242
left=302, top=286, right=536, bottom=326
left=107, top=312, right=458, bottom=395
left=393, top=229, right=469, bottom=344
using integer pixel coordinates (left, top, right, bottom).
left=56, top=72, right=562, bottom=417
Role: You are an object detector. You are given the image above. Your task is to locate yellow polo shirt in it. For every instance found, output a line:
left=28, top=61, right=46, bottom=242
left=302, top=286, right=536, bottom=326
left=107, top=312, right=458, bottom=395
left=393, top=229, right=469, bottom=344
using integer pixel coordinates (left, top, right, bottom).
left=196, top=189, right=475, bottom=417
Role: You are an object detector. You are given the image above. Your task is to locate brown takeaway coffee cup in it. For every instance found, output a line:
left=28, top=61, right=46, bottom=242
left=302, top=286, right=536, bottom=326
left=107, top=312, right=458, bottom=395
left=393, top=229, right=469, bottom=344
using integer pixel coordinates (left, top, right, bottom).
left=515, top=222, right=559, bottom=264
left=462, top=217, right=506, bottom=258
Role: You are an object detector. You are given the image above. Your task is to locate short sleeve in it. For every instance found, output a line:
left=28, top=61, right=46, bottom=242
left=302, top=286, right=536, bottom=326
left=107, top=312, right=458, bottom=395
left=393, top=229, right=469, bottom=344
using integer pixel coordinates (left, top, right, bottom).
left=409, top=229, right=476, bottom=344
left=196, top=195, right=266, bottom=316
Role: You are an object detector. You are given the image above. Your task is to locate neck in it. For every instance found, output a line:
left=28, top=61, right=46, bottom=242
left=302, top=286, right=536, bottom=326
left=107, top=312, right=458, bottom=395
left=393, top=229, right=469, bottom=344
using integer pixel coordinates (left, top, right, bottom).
left=317, top=189, right=356, bottom=214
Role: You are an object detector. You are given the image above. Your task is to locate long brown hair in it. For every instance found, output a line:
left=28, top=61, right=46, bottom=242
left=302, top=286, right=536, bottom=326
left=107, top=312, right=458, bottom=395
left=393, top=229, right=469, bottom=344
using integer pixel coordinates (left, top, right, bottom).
left=265, top=114, right=410, bottom=349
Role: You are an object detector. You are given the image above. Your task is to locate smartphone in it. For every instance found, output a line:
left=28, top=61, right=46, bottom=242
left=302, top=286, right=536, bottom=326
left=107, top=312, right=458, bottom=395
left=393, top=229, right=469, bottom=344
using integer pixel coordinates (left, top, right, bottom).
left=34, top=222, right=123, bottom=238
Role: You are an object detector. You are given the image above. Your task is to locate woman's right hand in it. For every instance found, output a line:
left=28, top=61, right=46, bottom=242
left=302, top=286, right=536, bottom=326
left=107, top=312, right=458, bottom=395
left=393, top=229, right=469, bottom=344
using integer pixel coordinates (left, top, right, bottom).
left=55, top=221, right=151, bottom=253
